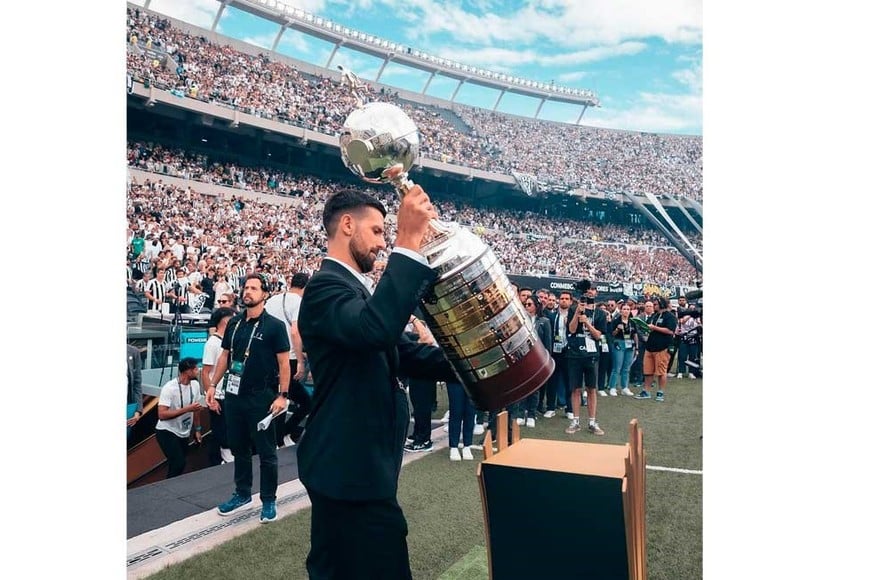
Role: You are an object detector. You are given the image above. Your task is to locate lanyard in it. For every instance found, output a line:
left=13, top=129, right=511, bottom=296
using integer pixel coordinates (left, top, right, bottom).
left=178, top=380, right=191, bottom=409
left=230, top=318, right=260, bottom=364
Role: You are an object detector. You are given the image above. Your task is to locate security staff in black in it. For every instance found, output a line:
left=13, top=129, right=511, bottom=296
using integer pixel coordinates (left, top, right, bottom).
left=204, top=273, right=291, bottom=524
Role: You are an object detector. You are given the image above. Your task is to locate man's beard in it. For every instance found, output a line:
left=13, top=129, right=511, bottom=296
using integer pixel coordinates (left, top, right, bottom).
left=243, top=295, right=264, bottom=307
left=350, top=235, right=376, bottom=274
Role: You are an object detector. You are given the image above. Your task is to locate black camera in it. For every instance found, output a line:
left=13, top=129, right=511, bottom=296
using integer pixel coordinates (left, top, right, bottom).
left=572, top=279, right=592, bottom=295
left=677, top=306, right=702, bottom=319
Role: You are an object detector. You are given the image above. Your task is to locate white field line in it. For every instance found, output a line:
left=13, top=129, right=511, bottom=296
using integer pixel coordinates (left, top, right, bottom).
left=646, top=465, right=702, bottom=475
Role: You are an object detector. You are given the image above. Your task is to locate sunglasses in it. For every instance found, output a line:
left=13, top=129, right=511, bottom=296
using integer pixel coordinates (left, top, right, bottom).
left=217, top=300, right=230, bottom=304
left=524, top=301, right=534, bottom=307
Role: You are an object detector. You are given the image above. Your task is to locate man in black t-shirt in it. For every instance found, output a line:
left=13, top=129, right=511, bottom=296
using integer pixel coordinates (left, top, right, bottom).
left=635, top=297, right=678, bottom=402
left=203, top=274, right=291, bottom=524
left=564, top=296, right=605, bottom=436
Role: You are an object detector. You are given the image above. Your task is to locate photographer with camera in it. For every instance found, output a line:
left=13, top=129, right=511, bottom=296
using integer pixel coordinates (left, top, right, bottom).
left=564, top=281, right=606, bottom=436
left=667, top=295, right=690, bottom=376
left=677, top=307, right=702, bottom=379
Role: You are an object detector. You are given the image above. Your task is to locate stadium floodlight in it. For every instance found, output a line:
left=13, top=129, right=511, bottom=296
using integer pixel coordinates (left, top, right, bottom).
left=315, top=17, right=322, bottom=25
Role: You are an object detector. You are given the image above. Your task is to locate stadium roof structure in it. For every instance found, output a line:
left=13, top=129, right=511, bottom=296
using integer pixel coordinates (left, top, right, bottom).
left=205, top=0, right=600, bottom=123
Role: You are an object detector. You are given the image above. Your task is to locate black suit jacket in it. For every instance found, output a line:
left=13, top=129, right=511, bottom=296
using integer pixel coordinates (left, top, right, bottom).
left=297, top=253, right=457, bottom=501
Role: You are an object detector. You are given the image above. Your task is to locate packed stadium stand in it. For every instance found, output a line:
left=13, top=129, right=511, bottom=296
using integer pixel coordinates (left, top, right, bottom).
left=125, top=5, right=703, bottom=203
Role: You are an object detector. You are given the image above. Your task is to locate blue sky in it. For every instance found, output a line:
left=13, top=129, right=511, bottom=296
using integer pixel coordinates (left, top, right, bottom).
left=133, top=0, right=702, bottom=135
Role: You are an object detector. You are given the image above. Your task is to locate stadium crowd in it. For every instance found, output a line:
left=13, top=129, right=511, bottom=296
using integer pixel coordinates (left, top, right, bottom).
left=127, top=143, right=703, bottom=285
left=126, top=144, right=701, bottom=296
left=125, top=6, right=703, bottom=202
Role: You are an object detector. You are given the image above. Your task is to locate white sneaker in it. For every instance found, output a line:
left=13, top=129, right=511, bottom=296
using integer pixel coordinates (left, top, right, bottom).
left=461, top=447, right=473, bottom=460
left=442, top=424, right=449, bottom=432
left=621, top=387, right=634, bottom=397
left=543, top=410, right=556, bottom=419
left=516, top=418, right=525, bottom=426
left=220, top=448, right=235, bottom=463
left=440, top=410, right=450, bottom=423
left=449, top=447, right=461, bottom=461
left=608, top=388, right=618, bottom=397
left=566, top=412, right=575, bottom=420
left=473, top=423, right=484, bottom=435
left=688, top=373, right=697, bottom=380
left=677, top=373, right=683, bottom=379
left=668, top=373, right=677, bottom=378
left=526, top=418, right=536, bottom=428
left=598, top=390, right=608, bottom=397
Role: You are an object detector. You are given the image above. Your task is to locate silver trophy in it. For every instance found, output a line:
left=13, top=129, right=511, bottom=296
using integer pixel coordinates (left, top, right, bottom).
left=337, top=67, right=553, bottom=411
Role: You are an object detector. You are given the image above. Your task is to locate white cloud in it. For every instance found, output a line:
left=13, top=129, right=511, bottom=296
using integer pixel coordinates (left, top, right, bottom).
left=382, top=0, right=701, bottom=48
left=557, top=71, right=588, bottom=82
left=539, top=42, right=647, bottom=66
left=146, top=0, right=218, bottom=29
left=276, top=30, right=313, bottom=55
left=583, top=90, right=702, bottom=134
left=437, top=46, right=539, bottom=67
left=672, top=60, right=702, bottom=94
left=433, top=42, right=642, bottom=73
left=240, top=33, right=273, bottom=51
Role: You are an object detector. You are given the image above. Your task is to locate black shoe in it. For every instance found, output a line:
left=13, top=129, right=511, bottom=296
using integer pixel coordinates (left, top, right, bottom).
left=405, top=440, right=433, bottom=453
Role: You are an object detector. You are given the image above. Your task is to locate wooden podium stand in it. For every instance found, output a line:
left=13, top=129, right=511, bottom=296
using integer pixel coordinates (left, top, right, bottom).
left=476, top=414, right=647, bottom=580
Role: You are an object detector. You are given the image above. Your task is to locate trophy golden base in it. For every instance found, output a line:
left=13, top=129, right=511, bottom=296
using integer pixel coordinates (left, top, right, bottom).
left=466, top=339, right=555, bottom=412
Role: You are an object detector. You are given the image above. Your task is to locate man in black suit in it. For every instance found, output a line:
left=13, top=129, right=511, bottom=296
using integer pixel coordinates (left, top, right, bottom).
left=297, top=187, right=458, bottom=580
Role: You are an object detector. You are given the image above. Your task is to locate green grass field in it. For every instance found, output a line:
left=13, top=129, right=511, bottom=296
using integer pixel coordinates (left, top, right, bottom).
left=144, top=378, right=702, bottom=580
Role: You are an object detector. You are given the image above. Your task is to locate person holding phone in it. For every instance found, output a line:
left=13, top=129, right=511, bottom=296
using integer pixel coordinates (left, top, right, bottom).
left=608, top=303, right=637, bottom=397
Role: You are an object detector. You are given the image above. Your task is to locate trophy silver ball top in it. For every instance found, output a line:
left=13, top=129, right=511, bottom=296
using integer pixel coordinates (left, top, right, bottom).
left=337, top=65, right=420, bottom=193
left=339, top=102, right=420, bottom=190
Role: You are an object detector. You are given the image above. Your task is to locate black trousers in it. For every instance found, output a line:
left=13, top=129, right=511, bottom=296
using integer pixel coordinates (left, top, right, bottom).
left=667, top=335, right=682, bottom=373
left=276, top=359, right=313, bottom=446
left=597, top=350, right=612, bottom=390
left=306, top=489, right=412, bottom=580
left=224, top=390, right=279, bottom=502
left=156, top=429, right=189, bottom=478
left=630, top=342, right=647, bottom=385
left=545, top=353, right=570, bottom=411
left=207, top=402, right=229, bottom=466
left=408, top=378, right=436, bottom=444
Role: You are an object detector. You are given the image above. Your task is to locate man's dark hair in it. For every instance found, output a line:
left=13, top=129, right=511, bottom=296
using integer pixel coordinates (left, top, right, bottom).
left=178, top=357, right=199, bottom=373
left=322, top=189, right=386, bottom=238
left=245, top=273, right=270, bottom=293
left=290, top=272, right=310, bottom=289
left=208, top=307, right=235, bottom=328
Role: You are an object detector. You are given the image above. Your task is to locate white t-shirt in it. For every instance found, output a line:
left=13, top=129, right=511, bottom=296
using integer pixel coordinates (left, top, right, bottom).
left=202, top=334, right=227, bottom=399
left=264, top=292, right=301, bottom=360
left=155, top=378, right=201, bottom=437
